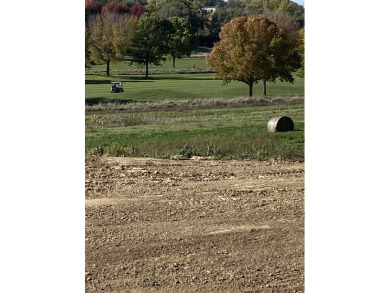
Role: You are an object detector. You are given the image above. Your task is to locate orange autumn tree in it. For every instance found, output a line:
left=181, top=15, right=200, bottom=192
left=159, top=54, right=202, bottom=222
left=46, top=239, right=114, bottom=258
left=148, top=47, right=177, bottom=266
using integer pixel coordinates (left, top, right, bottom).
left=206, top=14, right=301, bottom=97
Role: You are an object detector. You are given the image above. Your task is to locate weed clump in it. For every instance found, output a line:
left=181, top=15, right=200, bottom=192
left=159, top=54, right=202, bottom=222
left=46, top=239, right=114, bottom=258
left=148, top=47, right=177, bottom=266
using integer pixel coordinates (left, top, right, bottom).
left=90, top=145, right=104, bottom=156
left=179, top=145, right=199, bottom=158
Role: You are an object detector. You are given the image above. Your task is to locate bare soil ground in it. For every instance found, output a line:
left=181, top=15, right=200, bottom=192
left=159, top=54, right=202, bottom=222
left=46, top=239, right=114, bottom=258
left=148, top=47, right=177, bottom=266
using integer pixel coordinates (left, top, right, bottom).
left=85, top=156, right=304, bottom=292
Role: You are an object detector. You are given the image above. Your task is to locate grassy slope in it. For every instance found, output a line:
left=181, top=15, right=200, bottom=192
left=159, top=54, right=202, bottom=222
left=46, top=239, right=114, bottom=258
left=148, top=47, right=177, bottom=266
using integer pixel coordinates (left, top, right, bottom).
left=85, top=104, right=304, bottom=160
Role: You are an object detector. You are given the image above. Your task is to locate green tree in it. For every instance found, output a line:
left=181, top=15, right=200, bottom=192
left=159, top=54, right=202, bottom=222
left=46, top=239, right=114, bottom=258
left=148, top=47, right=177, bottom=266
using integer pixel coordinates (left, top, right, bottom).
left=263, top=10, right=301, bottom=93
left=206, top=14, right=301, bottom=97
left=251, top=0, right=304, bottom=27
left=208, top=0, right=304, bottom=45
left=168, top=17, right=197, bottom=68
left=146, top=0, right=165, bottom=12
left=128, top=13, right=175, bottom=78
left=85, top=24, right=91, bottom=68
left=87, top=13, right=135, bottom=76
left=158, top=1, right=189, bottom=19
left=156, top=0, right=206, bottom=35
left=296, top=27, right=304, bottom=78
left=208, top=0, right=247, bottom=44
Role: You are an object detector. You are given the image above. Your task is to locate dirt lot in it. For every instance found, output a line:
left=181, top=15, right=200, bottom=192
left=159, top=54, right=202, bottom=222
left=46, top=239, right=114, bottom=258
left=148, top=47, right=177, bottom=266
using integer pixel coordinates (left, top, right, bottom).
left=85, top=155, right=304, bottom=292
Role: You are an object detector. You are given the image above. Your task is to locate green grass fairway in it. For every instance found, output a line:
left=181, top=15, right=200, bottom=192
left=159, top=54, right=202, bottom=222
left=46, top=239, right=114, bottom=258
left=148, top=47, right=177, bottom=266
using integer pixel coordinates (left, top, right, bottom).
left=85, top=57, right=304, bottom=104
left=86, top=73, right=304, bottom=103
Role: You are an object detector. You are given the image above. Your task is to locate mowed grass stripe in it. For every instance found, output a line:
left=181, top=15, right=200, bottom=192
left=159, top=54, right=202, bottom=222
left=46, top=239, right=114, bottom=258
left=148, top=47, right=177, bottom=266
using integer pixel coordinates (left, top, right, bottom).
left=85, top=74, right=304, bottom=101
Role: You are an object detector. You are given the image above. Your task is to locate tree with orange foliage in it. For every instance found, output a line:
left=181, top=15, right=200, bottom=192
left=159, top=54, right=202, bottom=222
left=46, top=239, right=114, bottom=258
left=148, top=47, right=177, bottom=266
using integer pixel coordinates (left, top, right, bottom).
left=206, top=14, right=301, bottom=97
left=87, top=13, right=136, bottom=76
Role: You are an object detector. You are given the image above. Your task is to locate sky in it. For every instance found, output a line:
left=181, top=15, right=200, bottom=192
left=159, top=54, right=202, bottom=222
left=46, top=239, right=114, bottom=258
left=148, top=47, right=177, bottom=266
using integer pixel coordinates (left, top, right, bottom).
left=293, top=0, right=304, bottom=6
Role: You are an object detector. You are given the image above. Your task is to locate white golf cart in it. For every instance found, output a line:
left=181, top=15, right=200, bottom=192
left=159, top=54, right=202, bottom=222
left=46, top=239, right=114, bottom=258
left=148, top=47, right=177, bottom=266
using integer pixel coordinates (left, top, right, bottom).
left=111, top=81, right=124, bottom=93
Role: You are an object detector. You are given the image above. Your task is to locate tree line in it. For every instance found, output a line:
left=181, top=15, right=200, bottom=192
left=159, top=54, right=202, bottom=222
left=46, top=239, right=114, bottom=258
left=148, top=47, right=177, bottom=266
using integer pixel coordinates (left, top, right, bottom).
left=86, top=1, right=197, bottom=77
left=85, top=0, right=304, bottom=96
left=86, top=0, right=304, bottom=45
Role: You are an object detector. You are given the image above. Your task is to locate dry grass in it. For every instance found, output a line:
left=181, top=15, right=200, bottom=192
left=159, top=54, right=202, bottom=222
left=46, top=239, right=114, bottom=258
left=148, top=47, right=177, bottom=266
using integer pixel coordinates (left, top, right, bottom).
left=85, top=114, right=190, bottom=128
left=85, top=96, right=304, bottom=115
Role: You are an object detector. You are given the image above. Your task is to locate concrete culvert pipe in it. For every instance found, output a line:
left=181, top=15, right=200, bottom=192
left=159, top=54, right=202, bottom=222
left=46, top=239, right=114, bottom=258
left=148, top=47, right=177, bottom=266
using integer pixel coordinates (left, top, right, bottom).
left=267, top=116, right=294, bottom=132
